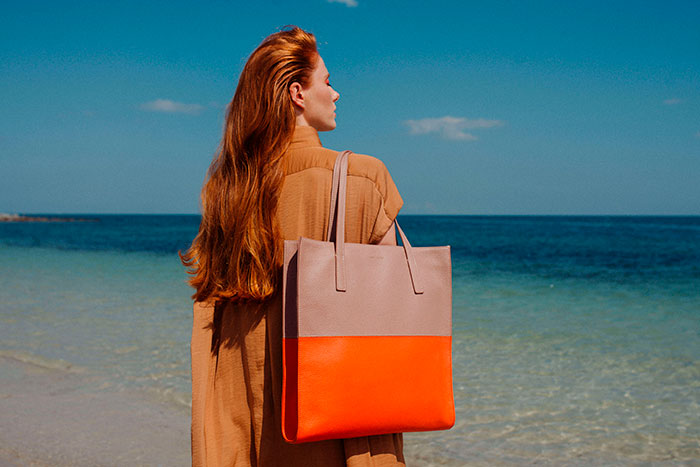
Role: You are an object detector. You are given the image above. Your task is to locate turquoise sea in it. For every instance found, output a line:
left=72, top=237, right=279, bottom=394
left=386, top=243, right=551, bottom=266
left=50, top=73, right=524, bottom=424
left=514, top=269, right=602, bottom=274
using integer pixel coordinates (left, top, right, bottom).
left=1, top=215, right=699, bottom=465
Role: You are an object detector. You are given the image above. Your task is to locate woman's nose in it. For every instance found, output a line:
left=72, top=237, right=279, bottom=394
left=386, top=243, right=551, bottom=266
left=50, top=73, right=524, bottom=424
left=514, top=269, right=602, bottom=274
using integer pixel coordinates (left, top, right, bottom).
left=333, top=90, right=340, bottom=102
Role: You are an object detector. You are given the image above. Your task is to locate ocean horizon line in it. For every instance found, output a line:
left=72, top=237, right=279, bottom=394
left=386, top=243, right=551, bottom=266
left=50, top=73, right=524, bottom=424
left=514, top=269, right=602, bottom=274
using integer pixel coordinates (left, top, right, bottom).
left=4, top=212, right=700, bottom=218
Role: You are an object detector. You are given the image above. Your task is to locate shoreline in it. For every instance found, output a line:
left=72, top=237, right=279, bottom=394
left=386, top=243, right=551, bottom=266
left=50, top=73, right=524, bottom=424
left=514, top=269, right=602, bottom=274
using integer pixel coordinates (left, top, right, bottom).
left=0, top=355, right=190, bottom=466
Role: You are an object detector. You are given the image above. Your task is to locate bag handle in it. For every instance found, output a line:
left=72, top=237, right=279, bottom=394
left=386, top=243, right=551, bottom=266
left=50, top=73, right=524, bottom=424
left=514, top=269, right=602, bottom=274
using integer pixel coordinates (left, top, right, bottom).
left=325, top=150, right=349, bottom=242
left=327, top=151, right=423, bottom=294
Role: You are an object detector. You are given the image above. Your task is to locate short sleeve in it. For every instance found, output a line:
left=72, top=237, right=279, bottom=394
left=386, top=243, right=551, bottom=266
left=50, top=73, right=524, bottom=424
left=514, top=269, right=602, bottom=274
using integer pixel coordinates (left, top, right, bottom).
left=364, top=159, right=403, bottom=244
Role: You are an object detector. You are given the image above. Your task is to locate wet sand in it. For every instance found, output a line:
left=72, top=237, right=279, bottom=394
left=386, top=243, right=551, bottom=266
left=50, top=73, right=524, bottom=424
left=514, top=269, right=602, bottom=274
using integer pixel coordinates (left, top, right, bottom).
left=0, top=355, right=190, bottom=466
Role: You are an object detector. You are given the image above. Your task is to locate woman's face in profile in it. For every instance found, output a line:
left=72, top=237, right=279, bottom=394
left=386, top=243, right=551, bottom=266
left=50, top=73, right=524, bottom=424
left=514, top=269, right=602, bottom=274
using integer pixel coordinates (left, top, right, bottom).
left=299, top=55, right=340, bottom=132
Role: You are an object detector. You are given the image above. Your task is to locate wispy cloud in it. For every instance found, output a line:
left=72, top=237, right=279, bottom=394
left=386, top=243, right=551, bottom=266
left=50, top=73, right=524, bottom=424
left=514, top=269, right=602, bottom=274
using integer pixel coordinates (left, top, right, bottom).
left=328, top=0, right=358, bottom=7
left=663, top=98, right=683, bottom=105
left=140, top=99, right=204, bottom=115
left=404, top=116, right=504, bottom=141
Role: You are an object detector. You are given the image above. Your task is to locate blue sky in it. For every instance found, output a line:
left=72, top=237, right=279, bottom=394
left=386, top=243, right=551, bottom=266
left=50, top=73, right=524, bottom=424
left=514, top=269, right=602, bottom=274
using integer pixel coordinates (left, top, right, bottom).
left=1, top=0, right=698, bottom=214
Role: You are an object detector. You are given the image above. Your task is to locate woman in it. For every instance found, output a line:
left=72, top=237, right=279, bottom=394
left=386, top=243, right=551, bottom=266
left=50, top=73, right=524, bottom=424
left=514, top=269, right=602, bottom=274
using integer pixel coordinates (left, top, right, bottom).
left=182, top=26, right=404, bottom=466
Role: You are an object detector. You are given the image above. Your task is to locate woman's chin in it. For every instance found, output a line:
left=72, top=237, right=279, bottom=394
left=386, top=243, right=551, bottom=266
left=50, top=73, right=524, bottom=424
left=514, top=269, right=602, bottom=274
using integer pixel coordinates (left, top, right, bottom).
left=314, top=121, right=337, bottom=132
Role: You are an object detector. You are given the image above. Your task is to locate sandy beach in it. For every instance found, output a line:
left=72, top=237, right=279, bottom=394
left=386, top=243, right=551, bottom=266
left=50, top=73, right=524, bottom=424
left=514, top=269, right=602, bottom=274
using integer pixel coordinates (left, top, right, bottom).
left=0, top=355, right=190, bottom=466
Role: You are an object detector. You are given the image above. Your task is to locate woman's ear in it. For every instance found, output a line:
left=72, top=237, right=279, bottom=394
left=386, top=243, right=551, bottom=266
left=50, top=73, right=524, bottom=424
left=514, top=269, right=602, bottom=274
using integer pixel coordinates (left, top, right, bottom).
left=289, top=82, right=304, bottom=110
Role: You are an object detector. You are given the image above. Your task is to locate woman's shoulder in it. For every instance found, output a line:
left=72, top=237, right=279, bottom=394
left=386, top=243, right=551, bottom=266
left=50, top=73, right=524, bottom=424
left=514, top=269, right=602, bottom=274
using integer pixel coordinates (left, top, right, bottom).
left=347, top=151, right=389, bottom=179
left=284, top=145, right=403, bottom=241
left=346, top=151, right=399, bottom=198
left=286, top=146, right=394, bottom=189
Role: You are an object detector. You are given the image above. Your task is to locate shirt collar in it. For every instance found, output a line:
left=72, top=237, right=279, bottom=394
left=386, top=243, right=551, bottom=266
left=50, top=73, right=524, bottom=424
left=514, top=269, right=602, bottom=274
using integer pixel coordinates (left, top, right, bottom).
left=289, top=125, right=322, bottom=150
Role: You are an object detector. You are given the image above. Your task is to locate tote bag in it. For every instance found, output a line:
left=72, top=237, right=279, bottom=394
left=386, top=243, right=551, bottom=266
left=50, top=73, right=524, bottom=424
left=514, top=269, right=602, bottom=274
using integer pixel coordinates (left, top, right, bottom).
left=281, top=150, right=454, bottom=443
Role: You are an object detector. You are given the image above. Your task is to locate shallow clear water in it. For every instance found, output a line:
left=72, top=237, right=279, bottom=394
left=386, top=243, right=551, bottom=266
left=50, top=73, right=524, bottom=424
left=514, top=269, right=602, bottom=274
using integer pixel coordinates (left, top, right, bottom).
left=1, top=215, right=699, bottom=464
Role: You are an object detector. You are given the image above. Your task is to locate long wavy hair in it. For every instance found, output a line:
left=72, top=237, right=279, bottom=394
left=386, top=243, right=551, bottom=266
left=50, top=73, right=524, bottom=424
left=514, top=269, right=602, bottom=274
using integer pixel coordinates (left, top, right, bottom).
left=180, top=26, right=318, bottom=303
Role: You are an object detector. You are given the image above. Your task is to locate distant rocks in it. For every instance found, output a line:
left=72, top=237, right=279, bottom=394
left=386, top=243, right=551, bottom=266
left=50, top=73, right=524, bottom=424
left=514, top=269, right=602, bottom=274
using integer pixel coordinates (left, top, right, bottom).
left=0, top=213, right=95, bottom=223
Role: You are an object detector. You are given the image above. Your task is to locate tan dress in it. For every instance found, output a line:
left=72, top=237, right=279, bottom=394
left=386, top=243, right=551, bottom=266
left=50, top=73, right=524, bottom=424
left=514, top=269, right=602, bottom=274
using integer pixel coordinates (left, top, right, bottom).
left=190, top=126, right=405, bottom=466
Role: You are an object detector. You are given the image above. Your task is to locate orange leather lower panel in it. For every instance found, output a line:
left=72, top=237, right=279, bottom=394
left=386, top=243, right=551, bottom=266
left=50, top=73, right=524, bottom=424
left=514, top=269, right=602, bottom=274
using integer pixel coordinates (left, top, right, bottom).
left=282, top=335, right=454, bottom=443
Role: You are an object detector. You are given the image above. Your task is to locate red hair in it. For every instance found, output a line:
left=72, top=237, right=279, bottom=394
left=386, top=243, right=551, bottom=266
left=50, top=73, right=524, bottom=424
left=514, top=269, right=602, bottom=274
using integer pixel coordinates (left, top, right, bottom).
left=180, top=26, right=318, bottom=303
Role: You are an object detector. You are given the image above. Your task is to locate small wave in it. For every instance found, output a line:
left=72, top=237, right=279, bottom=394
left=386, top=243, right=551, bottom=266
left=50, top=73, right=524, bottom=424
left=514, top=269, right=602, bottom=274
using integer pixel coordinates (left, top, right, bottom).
left=0, top=349, right=86, bottom=373
left=142, top=384, right=191, bottom=410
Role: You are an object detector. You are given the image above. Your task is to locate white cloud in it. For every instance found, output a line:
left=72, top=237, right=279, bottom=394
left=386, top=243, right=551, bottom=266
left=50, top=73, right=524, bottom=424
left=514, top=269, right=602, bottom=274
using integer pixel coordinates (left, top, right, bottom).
left=663, top=98, right=683, bottom=105
left=404, top=116, right=504, bottom=141
left=328, top=0, right=358, bottom=7
left=140, top=99, right=204, bottom=115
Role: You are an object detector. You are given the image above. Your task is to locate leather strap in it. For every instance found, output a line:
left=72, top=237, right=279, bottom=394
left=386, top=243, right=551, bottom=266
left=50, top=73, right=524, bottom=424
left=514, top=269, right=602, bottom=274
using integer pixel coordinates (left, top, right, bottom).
left=328, top=151, right=423, bottom=294
left=395, top=221, right=423, bottom=294
left=326, top=150, right=349, bottom=242
left=335, top=151, right=349, bottom=291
